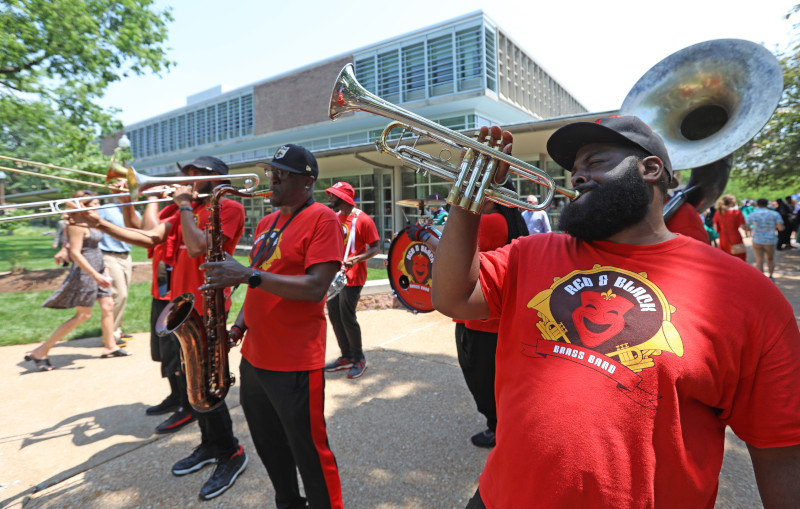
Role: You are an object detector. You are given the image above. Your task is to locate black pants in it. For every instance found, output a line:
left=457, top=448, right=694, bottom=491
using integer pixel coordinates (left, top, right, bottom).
left=150, top=297, right=181, bottom=376
left=778, top=222, right=793, bottom=248
left=465, top=488, right=486, bottom=508
left=327, top=285, right=364, bottom=362
left=239, top=358, right=342, bottom=509
left=455, top=323, right=498, bottom=432
left=197, top=401, right=239, bottom=459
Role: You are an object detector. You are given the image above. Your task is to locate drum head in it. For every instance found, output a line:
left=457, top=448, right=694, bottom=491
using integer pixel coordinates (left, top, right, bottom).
left=386, top=228, right=441, bottom=313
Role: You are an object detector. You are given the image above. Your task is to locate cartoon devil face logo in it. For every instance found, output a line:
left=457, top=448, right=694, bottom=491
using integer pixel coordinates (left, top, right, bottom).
left=249, top=232, right=282, bottom=272
left=571, top=290, right=634, bottom=347
left=411, top=253, right=430, bottom=283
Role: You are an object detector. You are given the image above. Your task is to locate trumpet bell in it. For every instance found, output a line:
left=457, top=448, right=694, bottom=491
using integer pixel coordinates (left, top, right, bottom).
left=621, top=39, right=783, bottom=171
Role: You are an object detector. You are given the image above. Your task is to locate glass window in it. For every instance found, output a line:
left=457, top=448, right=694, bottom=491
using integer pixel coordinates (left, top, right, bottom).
left=207, top=104, right=217, bottom=142
left=196, top=109, right=206, bottom=145
left=218, top=102, right=228, bottom=141
left=402, top=42, right=426, bottom=102
left=168, top=118, right=177, bottom=151
left=377, top=50, right=400, bottom=104
left=145, top=125, right=153, bottom=156
left=428, top=34, right=453, bottom=97
left=355, top=56, right=376, bottom=93
left=177, top=115, right=186, bottom=150
left=330, top=134, right=349, bottom=148
left=229, top=98, right=240, bottom=138
left=438, top=115, right=467, bottom=131
left=485, top=27, right=497, bottom=92
left=155, top=121, right=163, bottom=154
left=456, top=26, right=483, bottom=92
left=241, top=94, right=254, bottom=135
left=186, top=112, right=195, bottom=147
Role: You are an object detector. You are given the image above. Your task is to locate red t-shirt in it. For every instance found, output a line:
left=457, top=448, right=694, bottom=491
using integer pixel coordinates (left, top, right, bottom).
left=164, top=199, right=244, bottom=315
left=477, top=233, right=800, bottom=508
left=241, top=202, right=343, bottom=371
left=666, top=202, right=709, bottom=244
left=714, top=209, right=746, bottom=258
left=337, top=209, right=380, bottom=287
left=149, top=204, right=178, bottom=300
left=464, top=212, right=508, bottom=333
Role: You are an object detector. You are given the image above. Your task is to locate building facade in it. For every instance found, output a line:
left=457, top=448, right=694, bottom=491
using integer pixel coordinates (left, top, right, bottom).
left=122, top=11, right=589, bottom=247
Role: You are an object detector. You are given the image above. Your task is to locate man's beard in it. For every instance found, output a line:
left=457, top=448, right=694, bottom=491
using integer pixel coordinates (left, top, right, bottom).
left=330, top=196, right=343, bottom=211
left=558, top=158, right=652, bottom=241
left=195, top=181, right=214, bottom=198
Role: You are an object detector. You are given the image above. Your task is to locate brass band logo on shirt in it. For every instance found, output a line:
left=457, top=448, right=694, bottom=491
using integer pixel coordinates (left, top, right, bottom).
left=249, top=231, right=283, bottom=271
left=523, top=264, right=684, bottom=409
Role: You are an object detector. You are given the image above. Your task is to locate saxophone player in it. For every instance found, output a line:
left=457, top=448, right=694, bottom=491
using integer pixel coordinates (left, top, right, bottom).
left=69, top=156, right=248, bottom=501
left=200, top=145, right=345, bottom=508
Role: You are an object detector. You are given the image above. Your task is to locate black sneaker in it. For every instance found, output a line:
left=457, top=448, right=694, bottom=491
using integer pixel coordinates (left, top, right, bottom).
left=470, top=429, right=496, bottom=448
left=347, top=358, right=367, bottom=379
left=172, top=444, right=217, bottom=476
left=199, top=445, right=248, bottom=500
left=146, top=396, right=180, bottom=416
left=155, top=408, right=196, bottom=435
left=324, top=356, right=353, bottom=372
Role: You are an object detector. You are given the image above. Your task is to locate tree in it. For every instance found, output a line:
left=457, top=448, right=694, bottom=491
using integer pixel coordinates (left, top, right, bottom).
left=0, top=0, right=172, bottom=196
left=732, top=4, right=800, bottom=193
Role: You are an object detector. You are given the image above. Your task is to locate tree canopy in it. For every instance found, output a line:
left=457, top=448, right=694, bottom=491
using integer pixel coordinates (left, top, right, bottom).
left=732, top=4, right=800, bottom=194
left=0, top=0, right=172, bottom=196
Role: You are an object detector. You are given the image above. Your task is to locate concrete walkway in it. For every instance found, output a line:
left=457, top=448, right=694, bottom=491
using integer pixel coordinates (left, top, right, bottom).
left=2, top=237, right=799, bottom=508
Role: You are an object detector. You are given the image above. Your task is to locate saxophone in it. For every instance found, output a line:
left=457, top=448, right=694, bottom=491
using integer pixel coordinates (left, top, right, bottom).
left=156, top=184, right=271, bottom=412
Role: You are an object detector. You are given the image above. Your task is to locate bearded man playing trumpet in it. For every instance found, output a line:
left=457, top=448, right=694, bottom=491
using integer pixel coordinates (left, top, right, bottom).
left=70, top=156, right=248, bottom=501
left=433, top=118, right=800, bottom=508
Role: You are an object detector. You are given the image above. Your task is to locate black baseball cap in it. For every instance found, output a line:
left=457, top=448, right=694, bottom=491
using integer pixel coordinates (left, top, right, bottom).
left=180, top=155, right=229, bottom=176
left=547, top=115, right=673, bottom=180
left=257, top=144, right=318, bottom=180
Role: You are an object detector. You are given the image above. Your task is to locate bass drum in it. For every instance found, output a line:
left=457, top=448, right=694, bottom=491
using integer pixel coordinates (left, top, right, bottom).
left=386, top=227, right=441, bottom=313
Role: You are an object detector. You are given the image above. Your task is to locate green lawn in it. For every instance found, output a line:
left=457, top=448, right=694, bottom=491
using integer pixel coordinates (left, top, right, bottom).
left=0, top=226, right=149, bottom=272
left=0, top=228, right=389, bottom=346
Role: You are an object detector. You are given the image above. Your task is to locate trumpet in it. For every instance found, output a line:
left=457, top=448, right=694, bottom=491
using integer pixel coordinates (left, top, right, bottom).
left=329, top=64, right=578, bottom=212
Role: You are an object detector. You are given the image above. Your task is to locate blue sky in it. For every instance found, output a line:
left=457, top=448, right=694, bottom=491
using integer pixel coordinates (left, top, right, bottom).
left=98, top=0, right=798, bottom=126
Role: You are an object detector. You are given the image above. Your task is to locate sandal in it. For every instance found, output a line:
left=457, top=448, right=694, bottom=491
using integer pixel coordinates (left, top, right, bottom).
left=100, top=349, right=131, bottom=358
left=24, top=354, right=54, bottom=371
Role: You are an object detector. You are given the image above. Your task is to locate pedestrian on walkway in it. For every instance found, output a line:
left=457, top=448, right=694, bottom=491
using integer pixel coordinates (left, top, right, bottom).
left=25, top=191, right=131, bottom=371
left=713, top=194, right=749, bottom=261
left=747, top=198, right=784, bottom=280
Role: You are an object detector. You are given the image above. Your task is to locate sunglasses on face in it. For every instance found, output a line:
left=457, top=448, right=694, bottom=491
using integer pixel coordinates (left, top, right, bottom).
left=268, top=168, right=301, bottom=178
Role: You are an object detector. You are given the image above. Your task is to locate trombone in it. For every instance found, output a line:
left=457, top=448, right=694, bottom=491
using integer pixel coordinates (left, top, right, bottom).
left=329, top=64, right=579, bottom=213
left=0, top=155, right=126, bottom=192
left=0, top=157, right=260, bottom=222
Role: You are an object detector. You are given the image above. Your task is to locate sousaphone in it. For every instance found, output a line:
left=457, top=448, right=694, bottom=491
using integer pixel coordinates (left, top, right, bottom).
left=620, top=39, right=784, bottom=217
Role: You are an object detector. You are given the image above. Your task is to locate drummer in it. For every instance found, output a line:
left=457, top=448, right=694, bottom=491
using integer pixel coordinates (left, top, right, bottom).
left=426, top=194, right=449, bottom=225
